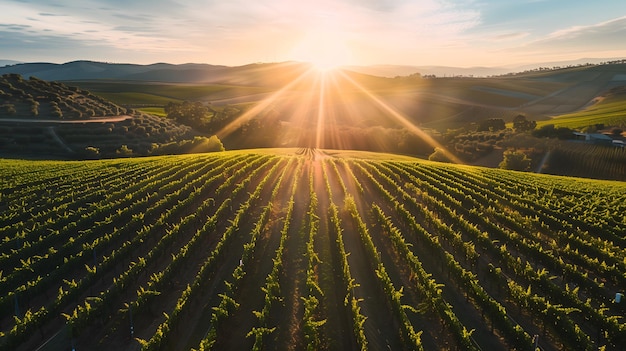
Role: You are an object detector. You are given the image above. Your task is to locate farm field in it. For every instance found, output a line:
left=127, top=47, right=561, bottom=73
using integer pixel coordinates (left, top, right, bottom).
left=66, top=81, right=276, bottom=107
left=1, top=149, right=626, bottom=350
left=537, top=95, right=626, bottom=129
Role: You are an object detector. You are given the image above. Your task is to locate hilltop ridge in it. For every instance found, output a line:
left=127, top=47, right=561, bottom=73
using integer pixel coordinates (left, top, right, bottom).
left=0, top=74, right=222, bottom=158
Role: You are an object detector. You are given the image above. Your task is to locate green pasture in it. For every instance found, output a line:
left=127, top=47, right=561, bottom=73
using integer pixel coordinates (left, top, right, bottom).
left=137, top=107, right=167, bottom=117
left=538, top=96, right=626, bottom=129
left=94, top=92, right=180, bottom=105
left=68, top=81, right=272, bottom=106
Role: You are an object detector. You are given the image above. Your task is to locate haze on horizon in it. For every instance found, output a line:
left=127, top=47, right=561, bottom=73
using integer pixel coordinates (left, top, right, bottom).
left=1, top=0, right=626, bottom=68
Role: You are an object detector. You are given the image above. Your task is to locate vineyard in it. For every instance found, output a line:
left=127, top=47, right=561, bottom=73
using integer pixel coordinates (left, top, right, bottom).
left=1, top=148, right=626, bottom=350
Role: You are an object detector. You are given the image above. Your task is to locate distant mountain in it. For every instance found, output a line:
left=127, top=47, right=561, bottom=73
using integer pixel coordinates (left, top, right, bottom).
left=0, top=60, right=314, bottom=85
left=345, top=57, right=626, bottom=78
left=510, top=57, right=626, bottom=72
left=0, top=60, right=22, bottom=67
left=0, top=61, right=225, bottom=82
left=3, top=58, right=626, bottom=83
left=344, top=64, right=512, bottom=77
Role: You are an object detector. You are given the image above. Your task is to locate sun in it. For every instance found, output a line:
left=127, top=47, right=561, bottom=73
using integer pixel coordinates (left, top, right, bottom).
left=290, top=29, right=352, bottom=72
left=310, top=55, right=342, bottom=72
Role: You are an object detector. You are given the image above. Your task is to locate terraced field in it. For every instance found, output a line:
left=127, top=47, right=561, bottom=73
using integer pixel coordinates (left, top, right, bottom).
left=1, top=149, right=625, bottom=351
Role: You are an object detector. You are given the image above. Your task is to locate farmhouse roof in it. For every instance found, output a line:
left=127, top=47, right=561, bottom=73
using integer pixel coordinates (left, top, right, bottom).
left=572, top=132, right=613, bottom=140
left=588, top=133, right=613, bottom=140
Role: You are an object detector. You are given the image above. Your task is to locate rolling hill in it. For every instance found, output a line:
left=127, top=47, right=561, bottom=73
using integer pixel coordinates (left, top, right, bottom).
left=2, top=59, right=626, bottom=351
left=0, top=74, right=218, bottom=158
left=48, top=61, right=626, bottom=126
left=3, top=61, right=626, bottom=179
left=538, top=86, right=626, bottom=129
left=1, top=149, right=625, bottom=350
left=3, top=61, right=626, bottom=138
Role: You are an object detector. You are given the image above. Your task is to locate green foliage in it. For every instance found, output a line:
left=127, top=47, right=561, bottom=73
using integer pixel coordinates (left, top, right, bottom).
left=165, top=101, right=212, bottom=127
left=545, top=143, right=626, bottom=180
left=149, top=136, right=224, bottom=155
left=499, top=149, right=531, bottom=171
left=477, top=118, right=506, bottom=132
left=82, top=146, right=100, bottom=159
left=116, top=144, right=133, bottom=157
left=538, top=89, right=626, bottom=130
left=2, top=150, right=626, bottom=350
left=513, top=114, right=537, bottom=132
left=0, top=73, right=125, bottom=120
left=532, top=124, right=573, bottom=139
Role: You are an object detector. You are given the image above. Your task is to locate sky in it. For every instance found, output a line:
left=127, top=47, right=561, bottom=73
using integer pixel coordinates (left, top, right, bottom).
left=1, top=0, right=626, bottom=68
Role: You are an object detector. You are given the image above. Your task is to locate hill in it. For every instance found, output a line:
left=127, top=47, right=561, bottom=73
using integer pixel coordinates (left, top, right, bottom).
left=3, top=62, right=626, bottom=179
left=46, top=60, right=626, bottom=124
left=3, top=61, right=626, bottom=135
left=0, top=60, right=21, bottom=68
left=538, top=86, right=626, bottom=129
left=0, top=74, right=222, bottom=158
left=1, top=149, right=625, bottom=350
left=0, top=73, right=128, bottom=119
left=0, top=61, right=313, bottom=86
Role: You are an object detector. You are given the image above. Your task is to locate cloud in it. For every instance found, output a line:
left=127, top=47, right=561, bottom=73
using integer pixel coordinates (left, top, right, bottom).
left=0, top=23, right=31, bottom=31
left=39, top=12, right=67, bottom=17
left=1, top=0, right=624, bottom=66
left=523, top=16, right=626, bottom=54
left=489, top=32, right=530, bottom=41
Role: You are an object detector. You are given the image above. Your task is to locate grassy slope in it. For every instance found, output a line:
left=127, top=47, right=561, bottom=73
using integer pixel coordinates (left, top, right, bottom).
left=62, top=64, right=624, bottom=140
left=68, top=81, right=272, bottom=106
left=67, top=73, right=568, bottom=129
left=537, top=94, right=626, bottom=129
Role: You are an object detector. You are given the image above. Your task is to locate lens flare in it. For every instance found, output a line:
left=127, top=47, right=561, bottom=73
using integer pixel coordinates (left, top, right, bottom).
left=216, top=62, right=461, bottom=164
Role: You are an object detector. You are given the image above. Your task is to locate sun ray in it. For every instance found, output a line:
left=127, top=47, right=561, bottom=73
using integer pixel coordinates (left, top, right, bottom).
left=315, top=73, right=327, bottom=149
left=214, top=66, right=317, bottom=141
left=337, top=70, right=464, bottom=164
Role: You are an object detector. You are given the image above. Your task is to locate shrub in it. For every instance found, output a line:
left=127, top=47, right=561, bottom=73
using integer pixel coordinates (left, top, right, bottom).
left=428, top=147, right=454, bottom=163
left=82, top=146, right=100, bottom=159
left=116, top=145, right=133, bottom=157
left=499, top=149, right=531, bottom=171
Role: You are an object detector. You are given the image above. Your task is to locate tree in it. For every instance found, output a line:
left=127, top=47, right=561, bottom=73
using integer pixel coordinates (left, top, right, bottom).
left=532, top=124, right=573, bottom=139
left=82, top=146, right=100, bottom=159
left=2, top=103, right=17, bottom=115
left=428, top=147, right=453, bottom=163
left=149, top=136, right=225, bottom=155
left=513, top=115, right=536, bottom=132
left=499, top=149, right=531, bottom=171
left=477, top=118, right=506, bottom=132
left=116, top=145, right=133, bottom=157
left=165, top=101, right=212, bottom=128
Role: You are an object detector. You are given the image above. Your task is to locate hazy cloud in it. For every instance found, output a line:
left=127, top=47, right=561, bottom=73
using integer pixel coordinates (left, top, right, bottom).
left=1, top=0, right=625, bottom=66
left=0, top=24, right=32, bottom=30
left=490, top=32, right=530, bottom=41
left=519, top=16, right=626, bottom=56
left=39, top=12, right=67, bottom=17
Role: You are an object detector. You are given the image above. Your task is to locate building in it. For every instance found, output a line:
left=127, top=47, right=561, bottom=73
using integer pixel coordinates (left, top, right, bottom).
left=572, top=132, right=614, bottom=145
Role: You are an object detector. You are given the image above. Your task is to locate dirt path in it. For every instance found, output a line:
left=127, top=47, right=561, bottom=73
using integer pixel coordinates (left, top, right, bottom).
left=272, top=162, right=310, bottom=351
left=210, top=160, right=299, bottom=350
left=311, top=160, right=359, bottom=351
left=0, top=115, right=132, bottom=124
left=326, top=160, right=406, bottom=350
